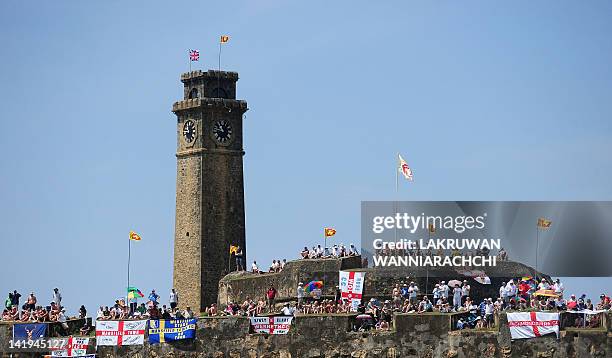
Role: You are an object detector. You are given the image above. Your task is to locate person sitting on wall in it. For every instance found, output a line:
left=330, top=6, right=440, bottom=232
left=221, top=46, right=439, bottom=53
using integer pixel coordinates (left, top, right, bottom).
left=376, top=319, right=390, bottom=330
left=456, top=317, right=466, bottom=330
left=79, top=324, right=90, bottom=336
left=36, top=306, right=48, bottom=322
left=251, top=261, right=260, bottom=273
left=300, top=247, right=309, bottom=259
left=1, top=309, right=8, bottom=320
left=20, top=309, right=32, bottom=322
left=597, top=294, right=611, bottom=310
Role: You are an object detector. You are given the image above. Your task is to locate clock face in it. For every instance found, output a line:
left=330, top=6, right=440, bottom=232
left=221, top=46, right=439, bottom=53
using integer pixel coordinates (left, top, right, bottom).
left=212, top=119, right=233, bottom=144
left=183, top=120, right=196, bottom=143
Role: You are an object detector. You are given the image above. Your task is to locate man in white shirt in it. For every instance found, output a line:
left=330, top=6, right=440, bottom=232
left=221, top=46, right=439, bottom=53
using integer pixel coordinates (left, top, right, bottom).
left=52, top=288, right=62, bottom=308
left=169, top=289, right=179, bottom=309
left=408, top=282, right=419, bottom=305
left=316, top=245, right=323, bottom=258
left=485, top=298, right=494, bottom=327
left=349, top=244, right=358, bottom=256
left=281, top=303, right=295, bottom=316
left=461, top=281, right=470, bottom=303
left=440, top=281, right=449, bottom=300
left=553, top=279, right=564, bottom=298
left=58, top=308, right=69, bottom=334
left=297, top=283, right=305, bottom=308
left=499, top=282, right=507, bottom=303
left=432, top=284, right=441, bottom=301
left=251, top=261, right=260, bottom=273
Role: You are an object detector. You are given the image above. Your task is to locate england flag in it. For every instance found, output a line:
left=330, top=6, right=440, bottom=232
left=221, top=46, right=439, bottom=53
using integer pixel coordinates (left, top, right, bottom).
left=507, top=312, right=559, bottom=340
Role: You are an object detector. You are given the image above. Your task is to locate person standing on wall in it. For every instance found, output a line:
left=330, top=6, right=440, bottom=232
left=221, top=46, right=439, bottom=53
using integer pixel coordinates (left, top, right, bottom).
left=169, top=288, right=179, bottom=310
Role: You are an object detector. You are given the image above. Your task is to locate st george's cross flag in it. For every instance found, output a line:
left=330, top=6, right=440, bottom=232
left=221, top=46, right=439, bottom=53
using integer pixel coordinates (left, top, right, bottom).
left=507, top=312, right=559, bottom=339
left=96, top=320, right=147, bottom=346
left=249, top=316, right=293, bottom=334
left=49, top=336, right=89, bottom=357
left=398, top=154, right=413, bottom=181
left=339, top=271, right=365, bottom=310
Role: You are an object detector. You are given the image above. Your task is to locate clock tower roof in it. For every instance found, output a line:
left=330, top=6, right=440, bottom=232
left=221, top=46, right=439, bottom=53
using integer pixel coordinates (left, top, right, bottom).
left=180, top=70, right=239, bottom=82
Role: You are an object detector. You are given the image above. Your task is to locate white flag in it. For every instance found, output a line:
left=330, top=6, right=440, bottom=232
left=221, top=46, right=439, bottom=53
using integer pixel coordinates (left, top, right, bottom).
left=249, top=316, right=293, bottom=334
left=339, top=271, right=365, bottom=311
left=95, top=320, right=147, bottom=346
left=507, top=312, right=559, bottom=339
left=398, top=154, right=413, bottom=181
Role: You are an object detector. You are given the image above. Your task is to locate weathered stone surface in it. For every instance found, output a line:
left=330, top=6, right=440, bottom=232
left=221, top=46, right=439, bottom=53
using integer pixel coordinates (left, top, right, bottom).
left=1, top=312, right=609, bottom=357
left=173, top=70, right=249, bottom=312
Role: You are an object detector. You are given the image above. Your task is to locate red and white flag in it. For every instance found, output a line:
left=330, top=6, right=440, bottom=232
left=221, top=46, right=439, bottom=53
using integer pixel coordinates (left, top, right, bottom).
left=249, top=316, right=293, bottom=334
left=189, top=49, right=200, bottom=61
left=49, top=336, right=89, bottom=356
left=398, top=154, right=413, bottom=181
left=95, top=320, right=147, bottom=346
left=339, top=271, right=365, bottom=310
left=507, top=312, right=559, bottom=339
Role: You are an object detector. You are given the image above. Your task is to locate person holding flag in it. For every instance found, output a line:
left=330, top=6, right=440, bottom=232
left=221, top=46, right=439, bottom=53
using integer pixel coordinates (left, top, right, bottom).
left=127, top=287, right=144, bottom=315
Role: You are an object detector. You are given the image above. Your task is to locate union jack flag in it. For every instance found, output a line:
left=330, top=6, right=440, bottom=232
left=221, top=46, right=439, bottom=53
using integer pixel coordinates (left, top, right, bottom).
left=189, top=49, right=200, bottom=61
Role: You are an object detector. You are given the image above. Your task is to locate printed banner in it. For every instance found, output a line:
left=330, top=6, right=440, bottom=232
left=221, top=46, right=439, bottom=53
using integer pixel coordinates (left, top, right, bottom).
left=49, top=336, right=89, bottom=356
left=95, top=320, right=146, bottom=346
left=249, top=316, right=293, bottom=334
left=339, top=270, right=365, bottom=310
left=13, top=323, right=47, bottom=340
left=148, top=319, right=197, bottom=344
left=44, top=355, right=95, bottom=358
left=507, top=312, right=559, bottom=339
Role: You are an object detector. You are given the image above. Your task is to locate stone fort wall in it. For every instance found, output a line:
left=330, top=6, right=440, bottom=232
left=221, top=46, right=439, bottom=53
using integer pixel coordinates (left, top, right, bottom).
left=1, top=313, right=609, bottom=357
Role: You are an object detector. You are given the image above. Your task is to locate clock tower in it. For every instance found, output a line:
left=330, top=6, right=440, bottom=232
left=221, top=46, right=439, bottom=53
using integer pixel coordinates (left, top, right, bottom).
left=171, top=70, right=248, bottom=311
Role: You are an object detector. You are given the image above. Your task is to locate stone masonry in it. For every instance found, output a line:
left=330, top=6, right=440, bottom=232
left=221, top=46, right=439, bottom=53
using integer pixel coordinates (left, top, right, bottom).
left=173, top=70, right=249, bottom=312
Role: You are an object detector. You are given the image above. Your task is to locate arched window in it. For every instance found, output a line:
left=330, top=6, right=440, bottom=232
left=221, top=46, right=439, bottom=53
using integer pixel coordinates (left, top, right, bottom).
left=211, top=87, right=228, bottom=99
left=188, top=88, right=199, bottom=99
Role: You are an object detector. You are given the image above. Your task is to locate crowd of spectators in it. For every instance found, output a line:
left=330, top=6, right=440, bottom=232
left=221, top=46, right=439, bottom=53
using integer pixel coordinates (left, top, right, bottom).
left=95, top=288, right=195, bottom=321
left=300, top=243, right=359, bottom=259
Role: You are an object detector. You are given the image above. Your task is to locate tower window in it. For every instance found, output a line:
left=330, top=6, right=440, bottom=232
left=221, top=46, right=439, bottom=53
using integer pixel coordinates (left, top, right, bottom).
left=188, top=88, right=199, bottom=99
left=211, top=87, right=228, bottom=99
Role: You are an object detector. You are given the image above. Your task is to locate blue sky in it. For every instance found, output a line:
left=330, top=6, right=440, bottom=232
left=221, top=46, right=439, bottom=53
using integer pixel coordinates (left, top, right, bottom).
left=1, top=1, right=611, bottom=314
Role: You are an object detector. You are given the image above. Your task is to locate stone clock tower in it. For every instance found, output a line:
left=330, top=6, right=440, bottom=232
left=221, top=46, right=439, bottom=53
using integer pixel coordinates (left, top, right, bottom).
left=172, top=70, right=248, bottom=311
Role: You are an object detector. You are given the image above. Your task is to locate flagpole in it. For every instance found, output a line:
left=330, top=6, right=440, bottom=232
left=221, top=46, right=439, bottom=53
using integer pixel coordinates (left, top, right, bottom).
left=324, top=229, right=327, bottom=254
left=189, top=49, right=192, bottom=73
left=535, top=224, right=539, bottom=280
left=127, top=237, right=131, bottom=296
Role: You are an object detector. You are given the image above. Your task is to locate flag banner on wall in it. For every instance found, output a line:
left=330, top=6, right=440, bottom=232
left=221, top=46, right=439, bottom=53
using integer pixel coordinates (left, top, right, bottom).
left=249, top=316, right=293, bottom=334
left=339, top=271, right=365, bottom=310
left=95, top=320, right=147, bottom=346
left=148, top=319, right=197, bottom=344
left=49, top=336, right=89, bottom=356
left=13, top=323, right=47, bottom=340
left=507, top=312, right=559, bottom=339
left=44, top=355, right=95, bottom=358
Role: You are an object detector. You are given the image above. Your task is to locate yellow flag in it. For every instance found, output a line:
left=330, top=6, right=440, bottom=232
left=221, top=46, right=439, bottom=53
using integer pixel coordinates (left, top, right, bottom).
left=537, top=218, right=552, bottom=229
left=220, top=35, right=230, bottom=44
left=129, top=231, right=141, bottom=241
left=324, top=228, right=336, bottom=237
